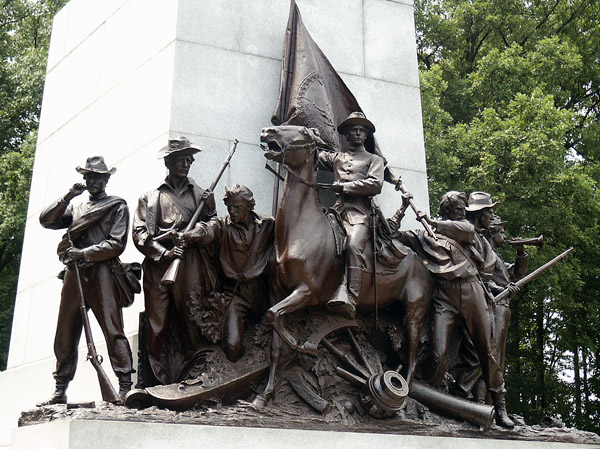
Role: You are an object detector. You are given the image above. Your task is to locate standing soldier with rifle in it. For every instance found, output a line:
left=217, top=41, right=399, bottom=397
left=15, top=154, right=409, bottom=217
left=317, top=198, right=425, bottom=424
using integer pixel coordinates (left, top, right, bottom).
left=38, top=156, right=134, bottom=404
left=133, top=137, right=219, bottom=386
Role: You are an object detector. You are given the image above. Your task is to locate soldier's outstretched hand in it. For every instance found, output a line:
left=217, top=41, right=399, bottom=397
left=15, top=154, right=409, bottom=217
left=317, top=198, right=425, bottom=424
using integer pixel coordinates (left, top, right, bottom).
left=332, top=181, right=344, bottom=193
left=507, top=282, right=521, bottom=296
left=66, top=247, right=84, bottom=262
left=400, top=192, right=413, bottom=211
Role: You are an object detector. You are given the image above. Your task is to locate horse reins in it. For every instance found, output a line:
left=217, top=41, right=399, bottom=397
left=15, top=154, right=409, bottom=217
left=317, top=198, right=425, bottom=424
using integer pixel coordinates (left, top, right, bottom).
left=261, top=142, right=333, bottom=190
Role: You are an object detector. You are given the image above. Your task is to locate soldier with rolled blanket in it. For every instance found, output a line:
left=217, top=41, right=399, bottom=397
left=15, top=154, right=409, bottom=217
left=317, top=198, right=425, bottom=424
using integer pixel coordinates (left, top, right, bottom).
left=38, top=156, right=134, bottom=404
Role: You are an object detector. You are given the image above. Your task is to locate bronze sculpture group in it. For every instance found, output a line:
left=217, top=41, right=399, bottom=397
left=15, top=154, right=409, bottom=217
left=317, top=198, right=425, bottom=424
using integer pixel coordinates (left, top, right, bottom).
left=37, top=113, right=571, bottom=431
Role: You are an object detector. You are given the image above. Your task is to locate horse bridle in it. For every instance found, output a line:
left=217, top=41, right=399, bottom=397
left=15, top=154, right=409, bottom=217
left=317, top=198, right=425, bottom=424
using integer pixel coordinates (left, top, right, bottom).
left=271, top=142, right=333, bottom=190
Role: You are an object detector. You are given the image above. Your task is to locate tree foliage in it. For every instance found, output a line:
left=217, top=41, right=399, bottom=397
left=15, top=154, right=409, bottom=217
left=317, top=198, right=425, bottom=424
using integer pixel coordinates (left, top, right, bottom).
left=417, top=0, right=600, bottom=431
left=0, top=0, right=68, bottom=369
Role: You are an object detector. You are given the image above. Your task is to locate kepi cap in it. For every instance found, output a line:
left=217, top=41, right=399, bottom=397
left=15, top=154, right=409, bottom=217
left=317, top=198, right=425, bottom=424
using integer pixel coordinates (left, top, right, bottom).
left=489, top=214, right=507, bottom=229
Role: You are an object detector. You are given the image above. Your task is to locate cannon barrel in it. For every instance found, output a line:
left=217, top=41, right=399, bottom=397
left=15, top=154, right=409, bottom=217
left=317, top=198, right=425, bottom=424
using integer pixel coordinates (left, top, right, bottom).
left=409, top=380, right=495, bottom=430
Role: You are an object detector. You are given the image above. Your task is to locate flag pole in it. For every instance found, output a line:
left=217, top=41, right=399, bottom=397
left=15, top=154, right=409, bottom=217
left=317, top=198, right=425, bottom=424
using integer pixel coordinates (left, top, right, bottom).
left=271, top=0, right=297, bottom=217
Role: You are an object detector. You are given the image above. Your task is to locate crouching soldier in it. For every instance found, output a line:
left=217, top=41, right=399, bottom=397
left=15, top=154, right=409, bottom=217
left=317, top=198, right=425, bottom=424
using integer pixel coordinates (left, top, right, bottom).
left=183, top=184, right=274, bottom=362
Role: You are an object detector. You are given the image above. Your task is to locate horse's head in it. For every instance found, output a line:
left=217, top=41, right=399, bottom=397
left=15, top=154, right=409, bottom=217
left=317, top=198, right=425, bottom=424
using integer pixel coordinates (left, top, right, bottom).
left=260, top=126, right=326, bottom=169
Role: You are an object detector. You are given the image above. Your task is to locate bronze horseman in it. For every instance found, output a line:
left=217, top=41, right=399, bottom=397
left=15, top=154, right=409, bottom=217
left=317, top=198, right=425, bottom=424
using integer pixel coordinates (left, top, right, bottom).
left=39, top=156, right=134, bottom=404
left=183, top=184, right=274, bottom=362
left=318, top=112, right=384, bottom=318
left=133, top=137, right=217, bottom=385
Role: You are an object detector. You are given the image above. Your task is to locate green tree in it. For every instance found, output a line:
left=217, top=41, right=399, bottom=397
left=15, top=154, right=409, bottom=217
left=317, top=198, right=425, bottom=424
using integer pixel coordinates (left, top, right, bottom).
left=0, top=0, right=68, bottom=369
left=417, top=0, right=600, bottom=431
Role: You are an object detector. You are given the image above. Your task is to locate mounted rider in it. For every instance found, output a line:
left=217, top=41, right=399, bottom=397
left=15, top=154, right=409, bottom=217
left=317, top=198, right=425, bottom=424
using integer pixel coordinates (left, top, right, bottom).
left=318, top=112, right=385, bottom=318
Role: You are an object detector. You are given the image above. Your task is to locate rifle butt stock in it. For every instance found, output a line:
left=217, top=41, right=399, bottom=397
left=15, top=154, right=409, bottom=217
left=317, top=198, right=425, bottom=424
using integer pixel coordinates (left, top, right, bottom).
left=161, top=257, right=181, bottom=286
left=90, top=357, right=120, bottom=403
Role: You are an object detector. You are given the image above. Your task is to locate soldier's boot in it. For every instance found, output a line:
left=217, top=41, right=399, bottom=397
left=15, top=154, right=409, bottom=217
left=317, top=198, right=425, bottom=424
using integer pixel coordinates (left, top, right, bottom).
left=472, top=378, right=488, bottom=404
left=118, top=373, right=133, bottom=402
left=492, top=388, right=515, bottom=428
left=37, top=378, right=69, bottom=406
left=326, top=272, right=357, bottom=320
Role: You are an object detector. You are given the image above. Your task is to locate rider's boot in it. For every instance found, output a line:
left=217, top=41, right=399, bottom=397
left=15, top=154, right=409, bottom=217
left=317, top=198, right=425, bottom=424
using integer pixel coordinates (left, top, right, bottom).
left=327, top=268, right=362, bottom=320
left=37, top=377, right=69, bottom=406
left=326, top=272, right=356, bottom=320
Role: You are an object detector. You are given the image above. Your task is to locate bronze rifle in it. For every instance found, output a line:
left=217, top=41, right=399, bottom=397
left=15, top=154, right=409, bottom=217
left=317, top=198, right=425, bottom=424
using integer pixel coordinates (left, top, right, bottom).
left=494, top=247, right=573, bottom=303
left=160, top=139, right=239, bottom=285
left=394, top=177, right=437, bottom=240
left=67, top=230, right=120, bottom=403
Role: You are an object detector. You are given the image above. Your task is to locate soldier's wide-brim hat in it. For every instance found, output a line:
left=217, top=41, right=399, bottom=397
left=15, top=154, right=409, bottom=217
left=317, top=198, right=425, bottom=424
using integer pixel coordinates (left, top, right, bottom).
left=489, top=214, right=507, bottom=228
left=75, top=156, right=116, bottom=175
left=337, top=112, right=376, bottom=135
left=157, top=136, right=202, bottom=159
left=465, top=191, right=498, bottom=212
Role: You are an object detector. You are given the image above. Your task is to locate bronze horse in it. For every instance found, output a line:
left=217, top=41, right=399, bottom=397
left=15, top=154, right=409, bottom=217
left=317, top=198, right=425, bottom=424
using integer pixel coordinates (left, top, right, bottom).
left=259, top=125, right=433, bottom=401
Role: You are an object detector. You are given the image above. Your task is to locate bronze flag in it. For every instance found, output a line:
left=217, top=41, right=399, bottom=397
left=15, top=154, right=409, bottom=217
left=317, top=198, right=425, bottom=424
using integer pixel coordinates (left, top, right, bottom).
left=271, top=0, right=365, bottom=154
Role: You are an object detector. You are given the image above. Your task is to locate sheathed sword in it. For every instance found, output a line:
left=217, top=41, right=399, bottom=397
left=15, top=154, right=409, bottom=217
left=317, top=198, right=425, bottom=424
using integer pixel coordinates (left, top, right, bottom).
left=371, top=199, right=379, bottom=326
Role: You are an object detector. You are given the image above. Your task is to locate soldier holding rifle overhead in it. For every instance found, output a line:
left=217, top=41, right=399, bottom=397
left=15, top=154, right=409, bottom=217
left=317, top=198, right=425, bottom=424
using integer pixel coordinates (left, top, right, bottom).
left=38, top=156, right=134, bottom=404
left=401, top=191, right=514, bottom=428
left=133, top=137, right=218, bottom=385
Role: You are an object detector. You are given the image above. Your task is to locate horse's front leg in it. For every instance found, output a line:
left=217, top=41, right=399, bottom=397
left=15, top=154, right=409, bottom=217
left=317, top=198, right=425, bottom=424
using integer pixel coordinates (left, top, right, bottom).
left=401, top=263, right=433, bottom=385
left=266, top=284, right=314, bottom=351
left=253, top=330, right=282, bottom=407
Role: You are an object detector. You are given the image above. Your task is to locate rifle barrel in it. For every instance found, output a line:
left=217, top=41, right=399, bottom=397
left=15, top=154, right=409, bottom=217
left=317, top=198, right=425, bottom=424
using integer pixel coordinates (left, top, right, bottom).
left=161, top=139, right=239, bottom=285
left=494, top=247, right=573, bottom=302
left=396, top=179, right=437, bottom=240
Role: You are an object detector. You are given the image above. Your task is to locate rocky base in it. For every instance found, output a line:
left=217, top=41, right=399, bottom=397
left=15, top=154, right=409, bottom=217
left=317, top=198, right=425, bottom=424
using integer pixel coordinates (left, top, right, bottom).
left=19, top=400, right=600, bottom=445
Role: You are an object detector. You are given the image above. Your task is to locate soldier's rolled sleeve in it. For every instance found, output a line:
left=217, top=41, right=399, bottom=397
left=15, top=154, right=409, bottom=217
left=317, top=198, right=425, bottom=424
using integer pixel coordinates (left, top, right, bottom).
left=39, top=199, right=73, bottom=229
left=133, top=194, right=168, bottom=262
